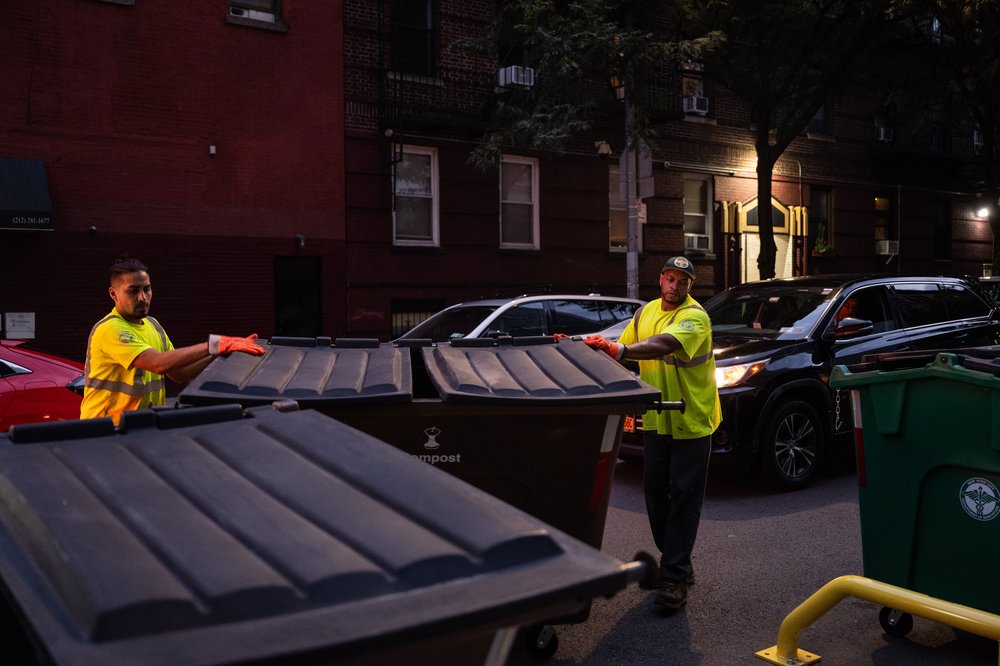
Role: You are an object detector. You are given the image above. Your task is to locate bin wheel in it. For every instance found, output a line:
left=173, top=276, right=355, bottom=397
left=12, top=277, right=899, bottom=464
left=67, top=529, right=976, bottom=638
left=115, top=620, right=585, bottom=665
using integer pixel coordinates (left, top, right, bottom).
left=760, top=400, right=825, bottom=490
left=522, top=624, right=559, bottom=659
left=879, top=606, right=913, bottom=637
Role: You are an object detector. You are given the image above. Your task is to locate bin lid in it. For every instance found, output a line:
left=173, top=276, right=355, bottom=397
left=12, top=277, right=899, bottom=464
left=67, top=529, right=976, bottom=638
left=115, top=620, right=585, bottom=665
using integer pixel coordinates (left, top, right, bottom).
left=179, top=337, right=412, bottom=407
left=834, top=346, right=1000, bottom=376
left=0, top=405, right=630, bottom=665
left=423, top=338, right=660, bottom=405
left=179, top=337, right=659, bottom=408
left=832, top=346, right=1000, bottom=389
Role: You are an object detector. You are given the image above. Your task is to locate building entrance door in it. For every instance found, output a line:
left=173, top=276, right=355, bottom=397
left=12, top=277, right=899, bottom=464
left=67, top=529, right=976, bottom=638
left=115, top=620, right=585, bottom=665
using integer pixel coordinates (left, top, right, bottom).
left=275, top=256, right=321, bottom=337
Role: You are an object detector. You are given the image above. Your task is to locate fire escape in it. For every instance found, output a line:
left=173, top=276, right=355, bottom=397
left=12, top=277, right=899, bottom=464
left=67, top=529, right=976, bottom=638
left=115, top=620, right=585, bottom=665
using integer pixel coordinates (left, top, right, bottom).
left=375, top=0, right=497, bottom=166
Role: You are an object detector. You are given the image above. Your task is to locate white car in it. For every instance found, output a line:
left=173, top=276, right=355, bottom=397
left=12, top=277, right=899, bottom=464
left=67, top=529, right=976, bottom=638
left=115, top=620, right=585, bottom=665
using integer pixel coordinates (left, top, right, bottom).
left=397, top=294, right=643, bottom=342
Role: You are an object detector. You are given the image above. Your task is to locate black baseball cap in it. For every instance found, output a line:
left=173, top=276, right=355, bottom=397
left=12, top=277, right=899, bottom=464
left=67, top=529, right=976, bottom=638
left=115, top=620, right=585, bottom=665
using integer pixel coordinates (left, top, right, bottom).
left=661, top=256, right=696, bottom=279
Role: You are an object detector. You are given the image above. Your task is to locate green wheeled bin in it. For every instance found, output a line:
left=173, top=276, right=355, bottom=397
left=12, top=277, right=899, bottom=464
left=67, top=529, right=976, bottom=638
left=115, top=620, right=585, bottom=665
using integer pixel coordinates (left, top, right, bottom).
left=830, top=351, right=1000, bottom=631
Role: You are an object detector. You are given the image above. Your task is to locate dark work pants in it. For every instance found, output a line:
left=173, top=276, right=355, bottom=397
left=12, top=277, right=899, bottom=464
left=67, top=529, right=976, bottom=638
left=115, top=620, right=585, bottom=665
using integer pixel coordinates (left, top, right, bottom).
left=642, top=431, right=712, bottom=582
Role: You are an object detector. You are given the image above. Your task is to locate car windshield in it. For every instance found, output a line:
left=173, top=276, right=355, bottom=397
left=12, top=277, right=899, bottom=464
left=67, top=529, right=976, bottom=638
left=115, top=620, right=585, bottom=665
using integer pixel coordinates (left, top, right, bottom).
left=399, top=305, right=499, bottom=341
left=704, top=284, right=836, bottom=340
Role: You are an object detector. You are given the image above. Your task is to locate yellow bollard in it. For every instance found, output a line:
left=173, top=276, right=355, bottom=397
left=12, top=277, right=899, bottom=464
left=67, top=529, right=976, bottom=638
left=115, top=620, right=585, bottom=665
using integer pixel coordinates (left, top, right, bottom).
left=755, top=575, right=1000, bottom=665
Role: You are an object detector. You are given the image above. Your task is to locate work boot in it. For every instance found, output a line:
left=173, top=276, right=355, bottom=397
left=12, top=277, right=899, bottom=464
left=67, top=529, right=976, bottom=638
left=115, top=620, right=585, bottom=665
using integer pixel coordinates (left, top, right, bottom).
left=654, top=578, right=691, bottom=611
left=639, top=567, right=662, bottom=590
left=640, top=568, right=694, bottom=591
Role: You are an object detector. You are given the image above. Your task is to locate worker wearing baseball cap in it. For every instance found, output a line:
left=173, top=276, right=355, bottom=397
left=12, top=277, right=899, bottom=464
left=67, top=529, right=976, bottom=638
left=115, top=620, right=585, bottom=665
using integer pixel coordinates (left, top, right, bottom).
left=585, top=256, right=720, bottom=613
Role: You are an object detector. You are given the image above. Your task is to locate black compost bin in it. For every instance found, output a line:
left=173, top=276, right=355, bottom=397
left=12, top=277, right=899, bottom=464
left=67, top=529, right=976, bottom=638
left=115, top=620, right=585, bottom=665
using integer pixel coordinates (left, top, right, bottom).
left=179, top=336, right=660, bottom=551
left=0, top=404, right=641, bottom=666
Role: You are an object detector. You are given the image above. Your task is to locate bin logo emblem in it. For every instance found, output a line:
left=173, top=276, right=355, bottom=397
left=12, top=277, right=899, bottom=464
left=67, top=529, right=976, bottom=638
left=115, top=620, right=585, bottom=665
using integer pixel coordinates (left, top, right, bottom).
left=960, top=477, right=1000, bottom=522
left=412, top=426, right=461, bottom=465
left=423, top=426, right=442, bottom=450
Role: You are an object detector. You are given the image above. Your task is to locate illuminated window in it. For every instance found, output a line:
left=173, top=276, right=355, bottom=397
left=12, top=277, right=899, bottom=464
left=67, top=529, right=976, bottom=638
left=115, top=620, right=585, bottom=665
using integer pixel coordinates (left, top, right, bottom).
left=874, top=194, right=894, bottom=241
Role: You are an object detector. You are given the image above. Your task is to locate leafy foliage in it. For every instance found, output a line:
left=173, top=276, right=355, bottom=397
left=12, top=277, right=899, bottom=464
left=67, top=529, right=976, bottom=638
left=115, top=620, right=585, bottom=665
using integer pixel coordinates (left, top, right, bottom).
left=467, top=0, right=721, bottom=168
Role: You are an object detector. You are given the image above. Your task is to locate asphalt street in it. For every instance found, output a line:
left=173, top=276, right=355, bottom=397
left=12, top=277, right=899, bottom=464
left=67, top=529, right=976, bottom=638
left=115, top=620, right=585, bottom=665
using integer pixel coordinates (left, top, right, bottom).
left=506, top=453, right=997, bottom=666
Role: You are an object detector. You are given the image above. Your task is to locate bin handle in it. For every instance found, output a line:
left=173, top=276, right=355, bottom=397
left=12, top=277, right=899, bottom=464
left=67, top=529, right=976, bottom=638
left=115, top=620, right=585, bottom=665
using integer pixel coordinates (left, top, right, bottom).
left=651, top=399, right=685, bottom=413
left=624, top=551, right=658, bottom=586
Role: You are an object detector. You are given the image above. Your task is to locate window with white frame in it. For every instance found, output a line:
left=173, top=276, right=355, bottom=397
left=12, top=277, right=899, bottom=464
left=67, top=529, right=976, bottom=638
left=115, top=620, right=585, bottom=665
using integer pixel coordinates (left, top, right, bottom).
left=393, top=146, right=439, bottom=246
left=683, top=175, right=713, bottom=253
left=500, top=155, right=539, bottom=249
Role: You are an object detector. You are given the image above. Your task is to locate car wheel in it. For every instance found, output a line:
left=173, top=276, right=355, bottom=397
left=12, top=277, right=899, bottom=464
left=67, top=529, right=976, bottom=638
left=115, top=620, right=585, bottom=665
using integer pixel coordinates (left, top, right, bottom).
left=760, top=400, right=825, bottom=490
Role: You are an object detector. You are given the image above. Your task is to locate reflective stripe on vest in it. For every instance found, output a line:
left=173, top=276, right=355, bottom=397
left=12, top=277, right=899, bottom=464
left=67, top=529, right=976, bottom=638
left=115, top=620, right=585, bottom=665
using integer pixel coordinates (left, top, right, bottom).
left=83, top=313, right=169, bottom=394
left=661, top=351, right=713, bottom=368
left=84, top=375, right=166, bottom=396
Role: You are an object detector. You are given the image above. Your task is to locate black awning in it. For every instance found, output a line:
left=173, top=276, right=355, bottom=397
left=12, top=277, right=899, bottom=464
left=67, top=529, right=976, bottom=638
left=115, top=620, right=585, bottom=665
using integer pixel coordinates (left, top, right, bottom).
left=0, top=158, right=53, bottom=231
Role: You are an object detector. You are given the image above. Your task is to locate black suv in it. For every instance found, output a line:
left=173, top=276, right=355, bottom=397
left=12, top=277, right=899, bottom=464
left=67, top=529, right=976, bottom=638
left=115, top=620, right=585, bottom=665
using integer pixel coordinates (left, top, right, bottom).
left=705, top=275, right=1000, bottom=489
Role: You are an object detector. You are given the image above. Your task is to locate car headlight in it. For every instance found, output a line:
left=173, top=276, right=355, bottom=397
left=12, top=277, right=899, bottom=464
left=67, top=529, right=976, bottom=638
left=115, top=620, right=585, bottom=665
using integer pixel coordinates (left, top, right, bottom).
left=716, top=360, right=766, bottom=388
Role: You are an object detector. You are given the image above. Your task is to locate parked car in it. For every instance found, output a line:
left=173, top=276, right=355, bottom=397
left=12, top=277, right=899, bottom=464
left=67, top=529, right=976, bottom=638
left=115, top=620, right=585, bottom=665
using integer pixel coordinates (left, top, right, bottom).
left=397, top=294, right=644, bottom=342
left=0, top=340, right=84, bottom=432
left=978, top=275, right=1000, bottom=305
left=614, top=275, right=1000, bottom=489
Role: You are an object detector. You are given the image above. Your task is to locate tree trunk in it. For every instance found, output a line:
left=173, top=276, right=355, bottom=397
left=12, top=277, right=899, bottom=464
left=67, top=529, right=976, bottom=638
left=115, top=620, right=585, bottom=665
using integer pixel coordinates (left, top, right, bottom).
left=755, top=126, right=777, bottom=280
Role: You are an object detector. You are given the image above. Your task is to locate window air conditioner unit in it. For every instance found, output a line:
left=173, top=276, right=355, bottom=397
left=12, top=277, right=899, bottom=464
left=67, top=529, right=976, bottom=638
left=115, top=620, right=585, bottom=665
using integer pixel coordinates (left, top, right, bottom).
left=683, top=96, right=709, bottom=116
left=684, top=233, right=711, bottom=252
left=876, top=240, right=899, bottom=255
left=497, top=66, right=535, bottom=89
left=229, top=6, right=277, bottom=22
left=875, top=127, right=894, bottom=143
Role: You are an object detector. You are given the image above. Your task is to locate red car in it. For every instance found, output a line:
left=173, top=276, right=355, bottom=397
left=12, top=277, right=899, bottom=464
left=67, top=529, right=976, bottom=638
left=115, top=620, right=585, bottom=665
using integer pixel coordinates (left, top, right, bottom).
left=0, top=340, right=84, bottom=432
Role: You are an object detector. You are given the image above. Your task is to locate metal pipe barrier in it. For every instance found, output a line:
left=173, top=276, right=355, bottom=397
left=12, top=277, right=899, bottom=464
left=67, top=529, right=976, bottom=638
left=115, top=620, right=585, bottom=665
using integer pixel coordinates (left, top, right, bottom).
left=755, top=574, right=1000, bottom=665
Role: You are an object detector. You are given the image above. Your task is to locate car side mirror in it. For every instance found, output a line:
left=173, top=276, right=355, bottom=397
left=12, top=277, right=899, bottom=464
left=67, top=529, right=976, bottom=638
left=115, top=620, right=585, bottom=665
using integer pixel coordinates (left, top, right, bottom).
left=833, top=317, right=875, bottom=339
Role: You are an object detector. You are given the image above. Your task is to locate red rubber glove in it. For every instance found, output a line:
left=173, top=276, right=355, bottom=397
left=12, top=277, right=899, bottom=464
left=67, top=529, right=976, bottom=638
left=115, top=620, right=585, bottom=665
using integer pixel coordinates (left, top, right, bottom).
left=553, top=333, right=570, bottom=341
left=208, top=333, right=266, bottom=356
left=584, top=334, right=626, bottom=360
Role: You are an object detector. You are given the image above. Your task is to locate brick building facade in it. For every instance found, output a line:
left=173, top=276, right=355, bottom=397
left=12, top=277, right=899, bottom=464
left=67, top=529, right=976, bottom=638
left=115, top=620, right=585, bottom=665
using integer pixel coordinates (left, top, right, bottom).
left=2, top=1, right=991, bottom=359
left=343, top=0, right=991, bottom=339
left=2, top=0, right=346, bottom=360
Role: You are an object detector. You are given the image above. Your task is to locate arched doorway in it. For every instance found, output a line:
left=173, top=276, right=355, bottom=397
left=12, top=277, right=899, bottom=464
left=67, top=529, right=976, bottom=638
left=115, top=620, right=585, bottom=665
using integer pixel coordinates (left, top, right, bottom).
left=720, top=196, right=808, bottom=285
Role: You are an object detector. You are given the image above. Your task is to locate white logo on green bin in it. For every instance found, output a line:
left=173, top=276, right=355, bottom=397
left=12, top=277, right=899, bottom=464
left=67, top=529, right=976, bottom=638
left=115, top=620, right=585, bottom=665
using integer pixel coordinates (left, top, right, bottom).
left=960, top=478, right=1000, bottom=522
